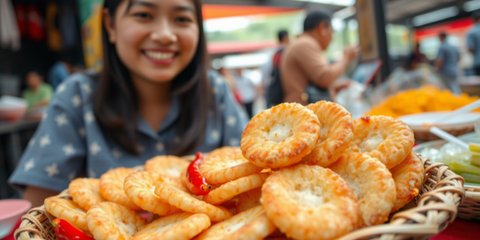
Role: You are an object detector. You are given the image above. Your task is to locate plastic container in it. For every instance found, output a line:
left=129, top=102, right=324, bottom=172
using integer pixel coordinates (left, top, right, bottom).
left=0, top=199, right=31, bottom=238
left=0, top=96, right=27, bottom=122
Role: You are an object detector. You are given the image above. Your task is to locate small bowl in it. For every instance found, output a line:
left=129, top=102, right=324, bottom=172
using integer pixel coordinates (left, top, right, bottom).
left=0, top=107, right=27, bottom=122
left=0, top=199, right=31, bottom=238
left=0, top=96, right=27, bottom=122
left=399, top=111, right=480, bottom=141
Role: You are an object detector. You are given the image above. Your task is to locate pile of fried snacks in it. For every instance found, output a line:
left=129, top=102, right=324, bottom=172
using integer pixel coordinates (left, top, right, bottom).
left=44, top=101, right=423, bottom=240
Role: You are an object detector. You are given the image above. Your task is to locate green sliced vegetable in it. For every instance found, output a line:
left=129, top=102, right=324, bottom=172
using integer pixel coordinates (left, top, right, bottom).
left=459, top=173, right=480, bottom=184
left=469, top=143, right=480, bottom=153
left=447, top=161, right=480, bottom=176
left=471, top=152, right=480, bottom=167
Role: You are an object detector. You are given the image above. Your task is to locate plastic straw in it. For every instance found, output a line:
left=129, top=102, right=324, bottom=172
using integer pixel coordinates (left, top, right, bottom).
left=429, top=127, right=469, bottom=150
left=433, top=100, right=480, bottom=124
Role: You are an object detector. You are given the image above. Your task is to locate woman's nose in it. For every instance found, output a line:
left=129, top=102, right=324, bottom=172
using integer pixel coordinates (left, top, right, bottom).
left=150, top=21, right=177, bottom=44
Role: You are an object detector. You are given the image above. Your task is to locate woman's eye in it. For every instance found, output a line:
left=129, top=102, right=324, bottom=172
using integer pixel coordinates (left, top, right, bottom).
left=132, top=12, right=152, bottom=19
left=175, top=16, right=193, bottom=23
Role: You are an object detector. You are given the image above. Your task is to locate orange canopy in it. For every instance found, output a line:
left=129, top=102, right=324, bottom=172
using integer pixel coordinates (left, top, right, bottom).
left=207, top=41, right=276, bottom=55
left=202, top=4, right=301, bottom=19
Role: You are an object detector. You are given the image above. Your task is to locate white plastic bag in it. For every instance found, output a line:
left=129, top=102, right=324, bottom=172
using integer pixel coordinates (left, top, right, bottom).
left=0, top=0, right=21, bottom=50
left=335, top=81, right=370, bottom=118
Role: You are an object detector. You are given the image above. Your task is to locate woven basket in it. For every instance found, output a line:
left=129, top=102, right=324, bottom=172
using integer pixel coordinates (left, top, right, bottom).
left=413, top=134, right=480, bottom=220
left=14, top=191, right=71, bottom=240
left=458, top=184, right=480, bottom=220
left=15, top=157, right=464, bottom=240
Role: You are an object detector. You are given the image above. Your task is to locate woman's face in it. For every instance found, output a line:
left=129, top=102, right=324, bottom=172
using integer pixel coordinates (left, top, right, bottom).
left=105, top=0, right=199, bottom=84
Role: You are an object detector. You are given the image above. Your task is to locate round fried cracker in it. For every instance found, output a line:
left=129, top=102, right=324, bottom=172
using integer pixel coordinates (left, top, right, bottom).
left=241, top=103, right=320, bottom=168
left=351, top=116, right=414, bottom=169
left=145, top=155, right=189, bottom=180
left=236, top=188, right=262, bottom=213
left=204, top=173, right=268, bottom=205
left=44, top=196, right=89, bottom=232
left=154, top=176, right=232, bottom=222
left=69, top=178, right=103, bottom=211
left=195, top=206, right=275, bottom=240
left=390, top=152, right=424, bottom=211
left=124, top=171, right=179, bottom=216
left=132, top=213, right=210, bottom=240
left=303, top=101, right=353, bottom=167
left=87, top=202, right=145, bottom=240
left=200, top=147, right=262, bottom=185
left=330, top=153, right=396, bottom=226
left=229, top=209, right=276, bottom=240
left=99, top=167, right=139, bottom=210
left=262, top=165, right=360, bottom=240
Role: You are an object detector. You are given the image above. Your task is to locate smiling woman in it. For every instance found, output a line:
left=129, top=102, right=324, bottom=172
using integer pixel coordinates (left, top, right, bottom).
left=9, top=0, right=248, bottom=207
left=104, top=0, right=199, bottom=85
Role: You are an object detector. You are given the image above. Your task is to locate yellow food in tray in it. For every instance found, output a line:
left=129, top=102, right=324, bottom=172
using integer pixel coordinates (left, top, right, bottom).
left=369, top=86, right=479, bottom=118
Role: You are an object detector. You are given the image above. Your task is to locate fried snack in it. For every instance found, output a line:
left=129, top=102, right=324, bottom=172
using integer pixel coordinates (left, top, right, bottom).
left=219, top=199, right=239, bottom=215
left=241, top=103, right=320, bottom=168
left=44, top=196, right=89, bottom=233
left=390, top=153, right=424, bottom=211
left=236, top=188, right=262, bottom=213
left=330, top=153, right=396, bottom=226
left=68, top=178, right=103, bottom=211
left=133, top=213, right=210, bottom=240
left=99, top=167, right=139, bottom=210
left=351, top=115, right=414, bottom=169
left=200, top=147, right=262, bottom=185
left=124, top=171, right=179, bottom=216
left=195, top=206, right=275, bottom=240
left=262, top=165, right=360, bottom=240
left=87, top=202, right=145, bottom=240
left=145, top=155, right=189, bottom=180
left=204, top=173, right=268, bottom=205
left=154, top=176, right=232, bottom=222
left=302, top=101, right=353, bottom=167
left=229, top=211, right=276, bottom=240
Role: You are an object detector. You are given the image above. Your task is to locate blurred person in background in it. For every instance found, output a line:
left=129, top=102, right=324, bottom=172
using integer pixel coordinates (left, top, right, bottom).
left=264, top=29, right=289, bottom=107
left=10, top=0, right=248, bottom=207
left=281, top=11, right=358, bottom=105
left=406, top=42, right=428, bottom=71
left=22, top=70, right=53, bottom=115
left=435, top=31, right=461, bottom=94
left=234, top=68, right=256, bottom=118
left=48, top=54, right=77, bottom=90
left=218, top=67, right=241, bottom=104
left=467, top=11, right=480, bottom=76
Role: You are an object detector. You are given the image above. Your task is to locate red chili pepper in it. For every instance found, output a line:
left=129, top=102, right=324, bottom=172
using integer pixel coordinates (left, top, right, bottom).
left=360, top=116, right=371, bottom=123
left=52, top=218, right=93, bottom=240
left=185, top=152, right=213, bottom=195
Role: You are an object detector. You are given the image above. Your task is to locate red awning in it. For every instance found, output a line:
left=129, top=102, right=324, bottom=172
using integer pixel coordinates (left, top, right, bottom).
left=415, top=18, right=473, bottom=41
left=202, top=5, right=301, bottom=55
left=202, top=4, right=301, bottom=19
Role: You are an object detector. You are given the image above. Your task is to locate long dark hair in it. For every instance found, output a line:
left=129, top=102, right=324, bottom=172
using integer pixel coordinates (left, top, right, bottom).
left=94, top=0, right=211, bottom=156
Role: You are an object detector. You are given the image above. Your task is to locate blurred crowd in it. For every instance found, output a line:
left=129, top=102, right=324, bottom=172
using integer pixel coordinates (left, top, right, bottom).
left=212, top=11, right=480, bottom=117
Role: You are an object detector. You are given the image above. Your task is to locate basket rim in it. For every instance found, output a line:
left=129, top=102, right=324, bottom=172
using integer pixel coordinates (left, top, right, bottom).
left=464, top=185, right=480, bottom=201
left=15, top=155, right=465, bottom=240
left=413, top=133, right=480, bottom=194
left=340, top=156, right=464, bottom=239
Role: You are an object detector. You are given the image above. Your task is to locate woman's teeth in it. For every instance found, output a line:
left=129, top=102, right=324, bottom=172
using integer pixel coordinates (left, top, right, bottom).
left=145, top=51, right=174, bottom=60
